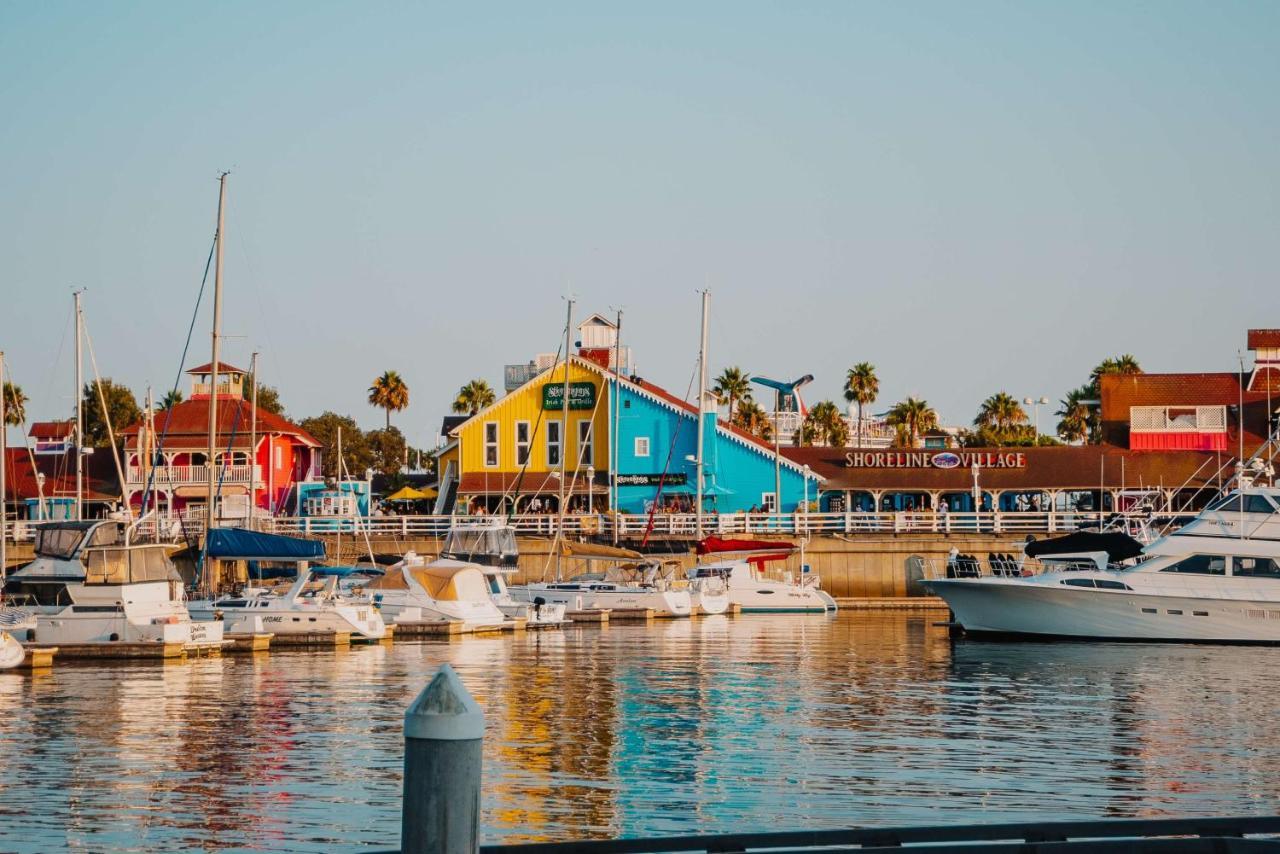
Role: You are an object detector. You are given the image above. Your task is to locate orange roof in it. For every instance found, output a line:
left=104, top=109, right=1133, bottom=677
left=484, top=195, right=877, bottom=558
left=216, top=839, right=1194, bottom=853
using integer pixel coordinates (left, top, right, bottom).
left=119, top=398, right=318, bottom=449
left=28, top=420, right=73, bottom=440
left=1099, top=372, right=1274, bottom=448
left=186, top=360, right=247, bottom=375
left=3, top=449, right=118, bottom=502
left=1248, top=330, right=1280, bottom=349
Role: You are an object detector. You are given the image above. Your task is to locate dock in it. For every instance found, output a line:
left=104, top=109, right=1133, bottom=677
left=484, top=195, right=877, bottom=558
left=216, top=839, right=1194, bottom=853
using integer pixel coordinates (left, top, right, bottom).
left=225, top=632, right=273, bottom=652
left=565, top=609, right=610, bottom=624
left=270, top=630, right=352, bottom=647
left=393, top=619, right=527, bottom=638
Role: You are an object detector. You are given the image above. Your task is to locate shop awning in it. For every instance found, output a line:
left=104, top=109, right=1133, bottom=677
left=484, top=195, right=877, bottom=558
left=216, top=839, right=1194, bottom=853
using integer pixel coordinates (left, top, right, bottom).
left=386, top=485, right=436, bottom=501
left=205, top=527, right=326, bottom=561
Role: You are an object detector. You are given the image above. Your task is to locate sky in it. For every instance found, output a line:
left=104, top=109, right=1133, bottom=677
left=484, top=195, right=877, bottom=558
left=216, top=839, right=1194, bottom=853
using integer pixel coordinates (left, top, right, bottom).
left=1, top=1, right=1277, bottom=450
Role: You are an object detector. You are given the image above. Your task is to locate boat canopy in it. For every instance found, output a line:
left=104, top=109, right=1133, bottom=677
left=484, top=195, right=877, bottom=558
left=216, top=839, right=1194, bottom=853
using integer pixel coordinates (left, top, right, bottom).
left=557, top=541, right=644, bottom=561
left=1024, top=531, right=1145, bottom=563
left=409, top=564, right=490, bottom=601
left=205, top=528, right=325, bottom=561
left=696, top=536, right=795, bottom=556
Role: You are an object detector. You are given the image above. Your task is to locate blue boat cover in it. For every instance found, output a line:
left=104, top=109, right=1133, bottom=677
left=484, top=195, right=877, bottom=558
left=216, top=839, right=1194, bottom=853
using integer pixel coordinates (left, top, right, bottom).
left=205, top=527, right=325, bottom=561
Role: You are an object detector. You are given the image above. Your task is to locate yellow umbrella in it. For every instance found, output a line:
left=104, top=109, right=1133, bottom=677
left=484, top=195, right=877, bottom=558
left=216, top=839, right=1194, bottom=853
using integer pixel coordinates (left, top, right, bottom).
left=386, top=485, right=432, bottom=501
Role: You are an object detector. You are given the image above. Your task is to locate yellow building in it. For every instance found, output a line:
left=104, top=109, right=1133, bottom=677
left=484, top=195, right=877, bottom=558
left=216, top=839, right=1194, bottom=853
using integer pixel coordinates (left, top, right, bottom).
left=436, top=357, right=612, bottom=513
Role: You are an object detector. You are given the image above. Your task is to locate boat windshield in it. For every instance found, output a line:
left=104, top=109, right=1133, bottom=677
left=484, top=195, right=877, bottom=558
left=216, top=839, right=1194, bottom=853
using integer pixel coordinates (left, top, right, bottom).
left=1205, top=493, right=1279, bottom=514
left=34, top=526, right=89, bottom=559
left=440, top=526, right=518, bottom=566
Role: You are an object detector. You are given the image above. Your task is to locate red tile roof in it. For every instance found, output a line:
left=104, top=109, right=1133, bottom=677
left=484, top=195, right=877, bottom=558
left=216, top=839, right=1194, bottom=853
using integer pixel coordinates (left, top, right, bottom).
left=186, top=360, right=246, bottom=375
left=27, top=420, right=73, bottom=440
left=119, top=399, right=318, bottom=449
left=3, top=449, right=118, bottom=502
left=1248, top=329, right=1280, bottom=350
left=1099, top=372, right=1274, bottom=448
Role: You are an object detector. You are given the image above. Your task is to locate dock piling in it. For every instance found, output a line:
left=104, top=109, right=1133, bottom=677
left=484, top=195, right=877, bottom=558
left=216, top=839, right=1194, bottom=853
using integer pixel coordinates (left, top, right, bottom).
left=402, top=663, right=484, bottom=854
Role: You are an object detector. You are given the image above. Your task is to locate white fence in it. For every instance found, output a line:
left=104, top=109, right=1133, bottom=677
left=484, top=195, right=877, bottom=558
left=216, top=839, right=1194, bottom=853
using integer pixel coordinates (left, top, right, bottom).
left=126, top=464, right=262, bottom=486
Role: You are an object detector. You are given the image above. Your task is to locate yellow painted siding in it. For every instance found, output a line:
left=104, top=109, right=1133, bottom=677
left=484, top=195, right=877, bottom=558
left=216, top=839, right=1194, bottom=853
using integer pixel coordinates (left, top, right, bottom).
left=456, top=361, right=611, bottom=475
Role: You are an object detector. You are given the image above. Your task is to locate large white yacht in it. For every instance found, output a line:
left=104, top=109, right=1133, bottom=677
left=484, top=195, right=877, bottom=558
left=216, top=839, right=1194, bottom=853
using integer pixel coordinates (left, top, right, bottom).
left=692, top=537, right=836, bottom=613
left=189, top=567, right=387, bottom=640
left=923, top=483, right=1280, bottom=643
left=3, top=520, right=224, bottom=650
left=364, top=554, right=508, bottom=626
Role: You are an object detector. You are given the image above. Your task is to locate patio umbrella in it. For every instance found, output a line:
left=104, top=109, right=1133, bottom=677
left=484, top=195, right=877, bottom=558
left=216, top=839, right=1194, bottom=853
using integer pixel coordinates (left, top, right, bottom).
left=386, top=485, right=435, bottom=501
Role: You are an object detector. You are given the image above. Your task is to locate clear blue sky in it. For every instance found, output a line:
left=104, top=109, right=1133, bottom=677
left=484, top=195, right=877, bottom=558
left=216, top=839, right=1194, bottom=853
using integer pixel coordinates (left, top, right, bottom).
left=2, top=2, right=1277, bottom=449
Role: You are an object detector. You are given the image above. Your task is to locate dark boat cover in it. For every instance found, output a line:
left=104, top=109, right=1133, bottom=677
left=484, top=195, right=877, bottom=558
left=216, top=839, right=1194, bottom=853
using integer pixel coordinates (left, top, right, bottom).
left=1024, top=531, right=1145, bottom=563
left=205, top=527, right=325, bottom=561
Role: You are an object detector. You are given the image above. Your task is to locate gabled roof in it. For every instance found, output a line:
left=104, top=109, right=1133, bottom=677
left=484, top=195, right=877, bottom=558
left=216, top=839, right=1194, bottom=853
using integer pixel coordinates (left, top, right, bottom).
left=28, top=421, right=73, bottom=440
left=119, top=398, right=319, bottom=449
left=3, top=448, right=118, bottom=502
left=578, top=313, right=617, bottom=329
left=187, top=360, right=247, bottom=375
left=446, top=355, right=819, bottom=479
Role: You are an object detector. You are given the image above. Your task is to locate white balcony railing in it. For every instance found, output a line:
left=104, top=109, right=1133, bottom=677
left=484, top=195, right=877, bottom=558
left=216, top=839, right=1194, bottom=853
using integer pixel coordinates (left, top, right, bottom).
left=190, top=382, right=242, bottom=398
left=127, top=464, right=261, bottom=486
left=1130, top=405, right=1227, bottom=433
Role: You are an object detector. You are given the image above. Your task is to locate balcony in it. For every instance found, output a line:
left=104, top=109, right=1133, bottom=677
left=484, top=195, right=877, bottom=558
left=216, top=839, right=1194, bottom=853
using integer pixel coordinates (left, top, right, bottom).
left=1130, top=405, right=1228, bottom=451
left=190, top=381, right=242, bottom=398
left=127, top=464, right=262, bottom=486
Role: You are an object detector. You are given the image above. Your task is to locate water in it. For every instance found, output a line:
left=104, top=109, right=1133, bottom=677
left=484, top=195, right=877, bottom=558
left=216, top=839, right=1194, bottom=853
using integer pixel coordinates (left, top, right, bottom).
left=0, top=613, right=1277, bottom=851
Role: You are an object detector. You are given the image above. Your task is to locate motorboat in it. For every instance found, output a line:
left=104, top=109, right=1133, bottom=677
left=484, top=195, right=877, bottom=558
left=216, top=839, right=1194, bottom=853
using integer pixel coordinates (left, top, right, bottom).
left=3, top=520, right=224, bottom=650
left=688, top=569, right=730, bottom=615
left=693, top=536, right=836, bottom=613
left=434, top=519, right=565, bottom=624
left=510, top=540, right=693, bottom=616
left=479, top=565, right=567, bottom=626
left=0, top=632, right=22, bottom=669
left=363, top=553, right=508, bottom=626
left=189, top=566, right=387, bottom=640
left=922, top=482, right=1280, bottom=643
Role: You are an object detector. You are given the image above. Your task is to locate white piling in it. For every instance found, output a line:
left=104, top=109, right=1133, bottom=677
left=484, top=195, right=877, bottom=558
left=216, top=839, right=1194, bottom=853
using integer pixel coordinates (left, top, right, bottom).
left=401, top=663, right=484, bottom=854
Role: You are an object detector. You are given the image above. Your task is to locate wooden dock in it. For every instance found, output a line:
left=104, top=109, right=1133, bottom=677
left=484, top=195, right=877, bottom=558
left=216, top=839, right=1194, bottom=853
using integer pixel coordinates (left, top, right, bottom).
left=608, top=608, right=654, bottom=621
left=20, top=646, right=56, bottom=669
left=32, top=640, right=190, bottom=660
left=565, top=609, right=610, bottom=624
left=394, top=619, right=527, bottom=638
left=225, top=632, right=273, bottom=652
left=270, top=630, right=352, bottom=647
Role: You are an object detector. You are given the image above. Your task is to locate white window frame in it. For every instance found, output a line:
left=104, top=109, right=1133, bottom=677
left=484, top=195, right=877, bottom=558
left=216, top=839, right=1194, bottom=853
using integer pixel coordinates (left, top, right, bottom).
left=634, top=436, right=650, bottom=458
left=514, top=421, right=531, bottom=466
left=546, top=420, right=562, bottom=467
left=483, top=422, right=499, bottom=468
left=578, top=420, right=594, bottom=465
left=761, top=492, right=777, bottom=513
left=274, top=445, right=283, bottom=468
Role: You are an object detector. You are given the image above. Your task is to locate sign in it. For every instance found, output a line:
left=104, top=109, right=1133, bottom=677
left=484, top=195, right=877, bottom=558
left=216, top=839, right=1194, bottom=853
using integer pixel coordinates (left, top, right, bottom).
left=542, top=382, right=596, bottom=410
left=844, top=451, right=1027, bottom=469
left=614, top=473, right=688, bottom=486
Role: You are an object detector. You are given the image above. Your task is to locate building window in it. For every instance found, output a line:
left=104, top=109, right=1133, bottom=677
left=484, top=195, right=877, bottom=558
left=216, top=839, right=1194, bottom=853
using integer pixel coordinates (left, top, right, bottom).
left=634, top=436, right=650, bottom=458
left=761, top=493, right=777, bottom=513
left=483, top=422, right=499, bottom=467
left=274, top=446, right=282, bottom=468
left=515, top=422, right=531, bottom=466
left=547, top=421, right=562, bottom=467
left=578, top=421, right=594, bottom=465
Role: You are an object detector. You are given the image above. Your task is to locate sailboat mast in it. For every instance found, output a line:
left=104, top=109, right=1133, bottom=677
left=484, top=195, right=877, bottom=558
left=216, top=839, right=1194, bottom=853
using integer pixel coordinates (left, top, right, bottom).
left=612, top=308, right=622, bottom=546
left=205, top=172, right=228, bottom=547
left=249, top=351, right=259, bottom=531
left=557, top=298, right=573, bottom=582
left=74, top=290, right=83, bottom=521
left=1, top=351, right=7, bottom=586
left=695, top=290, right=710, bottom=539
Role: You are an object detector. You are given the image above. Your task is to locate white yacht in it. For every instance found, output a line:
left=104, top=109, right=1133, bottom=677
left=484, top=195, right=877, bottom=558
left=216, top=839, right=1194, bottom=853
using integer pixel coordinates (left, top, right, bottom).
left=479, top=565, right=567, bottom=626
left=3, top=520, right=224, bottom=650
left=688, top=570, right=731, bottom=615
left=189, top=567, right=387, bottom=640
left=514, top=575, right=694, bottom=616
left=364, top=553, right=508, bottom=626
left=432, top=520, right=563, bottom=624
left=923, top=484, right=1280, bottom=643
left=693, top=537, right=836, bottom=613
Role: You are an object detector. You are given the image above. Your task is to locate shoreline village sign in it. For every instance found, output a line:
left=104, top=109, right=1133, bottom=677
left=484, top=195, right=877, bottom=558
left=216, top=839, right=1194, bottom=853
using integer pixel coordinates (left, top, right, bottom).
left=844, top=451, right=1028, bottom=469
left=542, top=382, right=596, bottom=410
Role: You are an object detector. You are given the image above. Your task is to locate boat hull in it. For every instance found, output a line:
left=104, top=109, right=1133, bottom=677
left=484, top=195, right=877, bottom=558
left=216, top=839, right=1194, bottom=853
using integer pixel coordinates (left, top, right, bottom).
left=728, top=584, right=830, bottom=613
left=925, top=578, right=1280, bottom=643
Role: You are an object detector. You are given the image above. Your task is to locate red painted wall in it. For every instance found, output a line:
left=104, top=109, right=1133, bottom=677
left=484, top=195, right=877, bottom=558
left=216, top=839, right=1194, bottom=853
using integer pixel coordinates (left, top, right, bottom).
left=1130, top=431, right=1227, bottom=451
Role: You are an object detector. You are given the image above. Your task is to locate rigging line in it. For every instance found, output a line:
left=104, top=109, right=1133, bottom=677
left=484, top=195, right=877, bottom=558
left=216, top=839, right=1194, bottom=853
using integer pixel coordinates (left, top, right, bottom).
left=640, top=361, right=700, bottom=549
left=505, top=335, right=566, bottom=522
left=193, top=399, right=245, bottom=587
left=1, top=360, right=48, bottom=520
left=80, top=322, right=130, bottom=519
left=139, top=234, right=217, bottom=518
left=34, top=297, right=74, bottom=428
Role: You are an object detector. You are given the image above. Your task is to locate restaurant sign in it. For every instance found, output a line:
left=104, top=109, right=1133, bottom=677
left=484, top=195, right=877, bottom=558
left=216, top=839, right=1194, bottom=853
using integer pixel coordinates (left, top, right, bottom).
left=845, top=451, right=1027, bottom=469
left=614, top=473, right=688, bottom=486
left=542, top=382, right=597, bottom=410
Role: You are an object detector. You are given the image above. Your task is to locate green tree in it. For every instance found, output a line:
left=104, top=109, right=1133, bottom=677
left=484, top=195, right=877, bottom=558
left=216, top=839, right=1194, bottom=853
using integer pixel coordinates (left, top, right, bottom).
left=452, top=379, right=495, bottom=415
left=157, top=389, right=184, bottom=410
left=975, top=392, right=1029, bottom=432
left=843, top=362, right=879, bottom=448
left=298, top=412, right=374, bottom=479
left=1089, top=354, right=1142, bottom=392
left=712, top=367, right=752, bottom=425
left=244, top=373, right=286, bottom=416
left=1055, top=386, right=1094, bottom=444
left=367, top=426, right=408, bottom=476
left=886, top=397, right=937, bottom=448
left=3, top=382, right=27, bottom=427
left=732, top=399, right=773, bottom=442
left=368, top=370, right=410, bottom=428
left=81, top=379, right=141, bottom=449
left=804, top=400, right=849, bottom=447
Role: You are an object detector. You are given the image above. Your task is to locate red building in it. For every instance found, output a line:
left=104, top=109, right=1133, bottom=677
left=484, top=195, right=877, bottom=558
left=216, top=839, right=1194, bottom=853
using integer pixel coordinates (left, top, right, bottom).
left=119, top=362, right=322, bottom=519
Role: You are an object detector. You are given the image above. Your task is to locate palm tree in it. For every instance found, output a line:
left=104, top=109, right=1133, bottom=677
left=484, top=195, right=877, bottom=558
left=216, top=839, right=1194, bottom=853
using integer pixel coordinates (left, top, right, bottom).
left=886, top=397, right=937, bottom=448
left=1089, top=354, right=1142, bottom=391
left=158, top=389, right=184, bottom=410
left=3, top=381, right=27, bottom=427
left=1055, top=386, right=1093, bottom=444
left=713, top=367, right=752, bottom=425
left=974, top=392, right=1028, bottom=432
left=368, top=371, right=410, bottom=428
left=805, top=400, right=849, bottom=447
left=452, top=379, right=496, bottom=416
left=733, top=399, right=773, bottom=441
left=843, top=362, right=879, bottom=447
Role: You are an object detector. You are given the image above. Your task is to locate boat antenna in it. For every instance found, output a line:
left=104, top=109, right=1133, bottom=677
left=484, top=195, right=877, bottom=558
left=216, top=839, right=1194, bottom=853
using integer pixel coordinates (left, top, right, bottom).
left=74, top=288, right=84, bottom=520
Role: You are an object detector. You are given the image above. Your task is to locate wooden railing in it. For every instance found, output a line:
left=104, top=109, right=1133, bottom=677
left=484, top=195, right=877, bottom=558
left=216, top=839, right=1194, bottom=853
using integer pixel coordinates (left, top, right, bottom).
left=126, top=464, right=261, bottom=485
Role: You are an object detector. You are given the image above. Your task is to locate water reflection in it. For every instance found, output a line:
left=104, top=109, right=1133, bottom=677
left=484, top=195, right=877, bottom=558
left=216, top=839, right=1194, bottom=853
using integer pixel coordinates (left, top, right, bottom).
left=0, top=615, right=1276, bottom=851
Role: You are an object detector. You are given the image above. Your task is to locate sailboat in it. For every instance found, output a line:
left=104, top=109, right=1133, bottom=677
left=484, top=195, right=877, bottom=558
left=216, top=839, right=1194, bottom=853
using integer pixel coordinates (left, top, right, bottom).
left=692, top=537, right=835, bottom=613
left=511, top=540, right=694, bottom=616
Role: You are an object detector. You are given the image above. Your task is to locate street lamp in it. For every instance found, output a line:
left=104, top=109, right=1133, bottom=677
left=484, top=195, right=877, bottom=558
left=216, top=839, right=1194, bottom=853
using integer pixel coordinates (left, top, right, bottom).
left=586, top=465, right=595, bottom=514
left=1023, top=396, right=1050, bottom=441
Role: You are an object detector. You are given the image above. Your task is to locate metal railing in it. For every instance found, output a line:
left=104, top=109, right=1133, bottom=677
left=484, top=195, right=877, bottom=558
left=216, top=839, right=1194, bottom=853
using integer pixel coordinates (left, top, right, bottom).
left=125, top=464, right=261, bottom=485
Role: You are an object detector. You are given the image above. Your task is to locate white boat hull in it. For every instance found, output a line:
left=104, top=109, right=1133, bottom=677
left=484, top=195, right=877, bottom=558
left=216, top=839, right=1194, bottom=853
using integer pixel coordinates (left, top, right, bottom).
left=516, top=586, right=692, bottom=616
left=689, top=581, right=730, bottom=615
left=727, top=583, right=830, bottom=613
left=926, top=578, right=1280, bottom=643
left=0, top=632, right=24, bottom=669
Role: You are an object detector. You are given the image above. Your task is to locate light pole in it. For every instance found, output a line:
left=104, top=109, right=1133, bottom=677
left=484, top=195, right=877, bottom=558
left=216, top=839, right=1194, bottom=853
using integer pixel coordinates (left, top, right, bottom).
left=1023, top=396, right=1049, bottom=441
left=586, top=465, right=595, bottom=514
left=802, top=464, right=811, bottom=533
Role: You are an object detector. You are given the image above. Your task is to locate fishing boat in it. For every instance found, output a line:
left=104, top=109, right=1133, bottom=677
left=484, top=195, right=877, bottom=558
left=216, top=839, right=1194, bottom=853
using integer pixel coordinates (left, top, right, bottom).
left=3, top=520, right=225, bottom=649
left=363, top=553, right=508, bottom=626
left=692, top=537, right=835, bottom=613
left=511, top=541, right=693, bottom=616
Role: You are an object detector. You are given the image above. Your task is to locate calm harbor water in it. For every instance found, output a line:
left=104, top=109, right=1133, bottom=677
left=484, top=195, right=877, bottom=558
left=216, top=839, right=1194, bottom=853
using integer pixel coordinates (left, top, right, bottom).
left=1, top=613, right=1277, bottom=851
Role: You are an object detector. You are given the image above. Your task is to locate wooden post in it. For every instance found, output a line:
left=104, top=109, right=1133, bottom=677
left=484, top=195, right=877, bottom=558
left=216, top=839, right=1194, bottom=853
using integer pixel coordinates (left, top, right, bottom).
left=402, top=663, right=484, bottom=854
